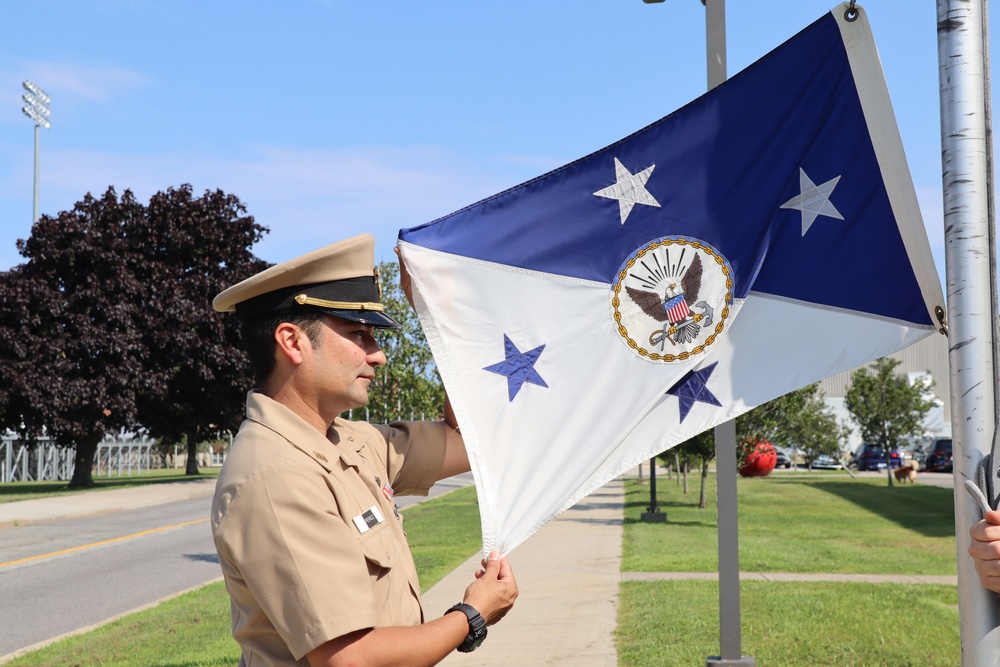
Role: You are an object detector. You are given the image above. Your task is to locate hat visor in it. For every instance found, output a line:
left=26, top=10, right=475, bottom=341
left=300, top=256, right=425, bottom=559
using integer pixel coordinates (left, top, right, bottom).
left=320, top=308, right=402, bottom=330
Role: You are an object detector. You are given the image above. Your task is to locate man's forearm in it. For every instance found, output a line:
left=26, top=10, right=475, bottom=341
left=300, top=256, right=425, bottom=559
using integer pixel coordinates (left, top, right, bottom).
left=307, top=613, right=469, bottom=667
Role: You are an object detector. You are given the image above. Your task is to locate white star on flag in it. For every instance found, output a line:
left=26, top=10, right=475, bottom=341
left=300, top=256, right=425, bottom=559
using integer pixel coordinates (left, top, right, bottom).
left=780, top=167, right=845, bottom=235
left=593, top=157, right=660, bottom=225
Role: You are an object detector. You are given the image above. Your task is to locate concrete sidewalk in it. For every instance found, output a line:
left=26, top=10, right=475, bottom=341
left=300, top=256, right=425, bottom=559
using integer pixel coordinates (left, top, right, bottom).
left=0, top=477, right=217, bottom=528
left=422, top=479, right=623, bottom=667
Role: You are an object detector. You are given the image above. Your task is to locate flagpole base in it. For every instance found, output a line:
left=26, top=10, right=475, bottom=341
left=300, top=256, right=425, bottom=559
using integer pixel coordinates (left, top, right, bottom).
left=706, top=656, right=756, bottom=666
left=640, top=510, right=667, bottom=523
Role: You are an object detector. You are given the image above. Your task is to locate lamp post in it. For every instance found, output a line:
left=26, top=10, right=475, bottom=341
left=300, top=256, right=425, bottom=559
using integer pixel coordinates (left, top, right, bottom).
left=21, top=80, right=51, bottom=224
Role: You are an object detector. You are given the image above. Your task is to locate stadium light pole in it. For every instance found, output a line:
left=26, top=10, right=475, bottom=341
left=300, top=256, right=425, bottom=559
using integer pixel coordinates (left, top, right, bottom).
left=21, top=80, right=51, bottom=224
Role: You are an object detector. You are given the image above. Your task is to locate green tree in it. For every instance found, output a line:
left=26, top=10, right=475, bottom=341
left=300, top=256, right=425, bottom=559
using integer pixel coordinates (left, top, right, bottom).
left=788, top=393, right=846, bottom=470
left=669, top=430, right=715, bottom=508
left=845, top=357, right=934, bottom=486
left=736, top=383, right=844, bottom=469
left=362, top=261, right=444, bottom=424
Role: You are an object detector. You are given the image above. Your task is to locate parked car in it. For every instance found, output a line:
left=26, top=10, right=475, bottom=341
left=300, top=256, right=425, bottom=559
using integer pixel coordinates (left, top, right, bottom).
left=811, top=454, right=841, bottom=470
left=774, top=447, right=792, bottom=469
left=854, top=443, right=902, bottom=471
left=924, top=438, right=953, bottom=473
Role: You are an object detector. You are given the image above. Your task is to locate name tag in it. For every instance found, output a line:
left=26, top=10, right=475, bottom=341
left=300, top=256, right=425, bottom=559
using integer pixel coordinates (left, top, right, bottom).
left=353, top=505, right=385, bottom=534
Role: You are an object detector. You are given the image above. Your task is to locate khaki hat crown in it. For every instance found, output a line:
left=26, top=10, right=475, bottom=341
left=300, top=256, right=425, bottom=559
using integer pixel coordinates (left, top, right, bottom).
left=213, top=233, right=400, bottom=329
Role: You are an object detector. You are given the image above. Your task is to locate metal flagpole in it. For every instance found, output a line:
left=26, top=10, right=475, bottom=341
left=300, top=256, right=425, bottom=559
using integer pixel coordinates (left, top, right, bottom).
left=936, top=0, right=1000, bottom=664
left=640, top=3, right=748, bottom=657
left=701, top=0, right=754, bottom=665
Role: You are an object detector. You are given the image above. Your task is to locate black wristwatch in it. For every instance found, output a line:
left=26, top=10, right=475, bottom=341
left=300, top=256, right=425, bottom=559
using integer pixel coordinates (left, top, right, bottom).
left=447, top=602, right=488, bottom=652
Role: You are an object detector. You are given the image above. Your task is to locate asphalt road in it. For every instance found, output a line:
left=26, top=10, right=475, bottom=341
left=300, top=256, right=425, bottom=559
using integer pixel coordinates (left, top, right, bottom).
left=0, top=496, right=219, bottom=659
left=0, top=471, right=474, bottom=661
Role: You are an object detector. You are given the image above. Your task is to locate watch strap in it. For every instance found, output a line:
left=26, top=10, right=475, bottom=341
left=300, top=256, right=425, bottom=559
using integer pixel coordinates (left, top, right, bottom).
left=447, top=602, right=487, bottom=652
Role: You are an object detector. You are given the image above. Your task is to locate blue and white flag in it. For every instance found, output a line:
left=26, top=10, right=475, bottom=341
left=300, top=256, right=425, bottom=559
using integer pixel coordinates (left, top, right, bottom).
left=398, top=4, right=945, bottom=555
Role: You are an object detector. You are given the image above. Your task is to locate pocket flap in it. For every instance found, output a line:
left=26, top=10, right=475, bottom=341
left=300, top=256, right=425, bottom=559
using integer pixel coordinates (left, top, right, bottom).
left=358, top=527, right=401, bottom=569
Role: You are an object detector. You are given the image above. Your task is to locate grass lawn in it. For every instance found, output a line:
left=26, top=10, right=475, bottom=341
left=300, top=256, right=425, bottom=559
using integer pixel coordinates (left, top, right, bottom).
left=4, top=484, right=481, bottom=667
left=623, top=470, right=957, bottom=574
left=617, top=470, right=961, bottom=666
left=618, top=580, right=959, bottom=666
left=0, top=468, right=220, bottom=505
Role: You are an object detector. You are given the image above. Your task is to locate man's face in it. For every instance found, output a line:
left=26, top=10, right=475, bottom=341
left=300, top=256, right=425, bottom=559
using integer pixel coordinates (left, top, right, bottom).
left=306, top=315, right=387, bottom=415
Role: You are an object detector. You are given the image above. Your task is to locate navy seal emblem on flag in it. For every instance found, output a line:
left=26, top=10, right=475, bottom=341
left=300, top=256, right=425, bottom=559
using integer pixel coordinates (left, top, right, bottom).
left=611, top=237, right=733, bottom=362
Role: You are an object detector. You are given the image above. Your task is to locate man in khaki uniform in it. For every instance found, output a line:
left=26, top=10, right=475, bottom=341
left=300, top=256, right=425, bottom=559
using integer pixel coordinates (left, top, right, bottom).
left=211, top=233, right=517, bottom=666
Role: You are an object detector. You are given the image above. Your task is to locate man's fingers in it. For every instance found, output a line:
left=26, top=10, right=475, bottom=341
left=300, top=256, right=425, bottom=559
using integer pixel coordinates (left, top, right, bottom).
left=394, top=246, right=415, bottom=308
left=972, top=517, right=1000, bottom=543
left=496, top=556, right=514, bottom=580
left=484, top=550, right=501, bottom=571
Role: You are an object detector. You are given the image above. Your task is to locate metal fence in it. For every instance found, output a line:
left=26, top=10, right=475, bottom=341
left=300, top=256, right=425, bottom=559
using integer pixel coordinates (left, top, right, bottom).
left=0, top=434, right=153, bottom=483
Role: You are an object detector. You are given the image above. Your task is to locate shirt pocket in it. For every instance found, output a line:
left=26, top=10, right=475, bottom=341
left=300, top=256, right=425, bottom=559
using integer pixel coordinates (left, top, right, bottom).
left=357, top=522, right=402, bottom=574
left=357, top=523, right=408, bottom=624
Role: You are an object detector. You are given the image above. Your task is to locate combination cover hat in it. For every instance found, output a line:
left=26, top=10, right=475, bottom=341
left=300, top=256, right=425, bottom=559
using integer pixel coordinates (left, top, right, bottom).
left=212, top=233, right=401, bottom=329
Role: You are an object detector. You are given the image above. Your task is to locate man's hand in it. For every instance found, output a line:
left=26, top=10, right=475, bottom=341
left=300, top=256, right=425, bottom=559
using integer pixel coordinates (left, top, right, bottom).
left=969, top=508, right=1000, bottom=592
left=462, top=550, right=518, bottom=625
left=394, top=246, right=415, bottom=310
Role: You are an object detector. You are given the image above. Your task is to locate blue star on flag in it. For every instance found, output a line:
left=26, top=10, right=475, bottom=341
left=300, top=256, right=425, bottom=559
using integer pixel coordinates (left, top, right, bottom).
left=483, top=334, right=549, bottom=402
left=667, top=362, right=723, bottom=422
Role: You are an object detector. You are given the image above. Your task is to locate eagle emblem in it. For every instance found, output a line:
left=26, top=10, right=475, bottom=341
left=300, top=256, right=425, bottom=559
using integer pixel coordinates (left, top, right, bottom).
left=625, top=254, right=715, bottom=347
left=611, top=237, right=733, bottom=362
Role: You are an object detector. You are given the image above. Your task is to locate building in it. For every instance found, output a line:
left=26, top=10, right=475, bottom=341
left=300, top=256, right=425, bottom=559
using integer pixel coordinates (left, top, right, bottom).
left=816, top=332, right=950, bottom=456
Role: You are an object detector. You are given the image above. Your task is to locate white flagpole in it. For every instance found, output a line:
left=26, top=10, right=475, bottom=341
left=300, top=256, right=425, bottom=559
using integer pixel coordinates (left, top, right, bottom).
left=936, top=0, right=1000, bottom=663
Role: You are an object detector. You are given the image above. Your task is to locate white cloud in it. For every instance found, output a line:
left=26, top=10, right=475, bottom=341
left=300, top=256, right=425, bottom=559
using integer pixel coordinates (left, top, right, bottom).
left=0, top=143, right=529, bottom=267
left=25, top=61, right=149, bottom=102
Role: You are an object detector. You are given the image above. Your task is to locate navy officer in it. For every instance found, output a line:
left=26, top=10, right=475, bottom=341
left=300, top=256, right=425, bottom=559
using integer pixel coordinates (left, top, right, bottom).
left=210, top=233, right=517, bottom=666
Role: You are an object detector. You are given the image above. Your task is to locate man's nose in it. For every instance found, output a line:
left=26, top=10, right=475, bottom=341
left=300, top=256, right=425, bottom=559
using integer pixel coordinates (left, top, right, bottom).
left=367, top=340, right=387, bottom=367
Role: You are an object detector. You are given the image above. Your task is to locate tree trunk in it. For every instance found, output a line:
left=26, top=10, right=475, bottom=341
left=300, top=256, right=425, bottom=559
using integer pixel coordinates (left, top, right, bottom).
left=699, top=460, right=709, bottom=509
left=884, top=447, right=894, bottom=487
left=185, top=428, right=200, bottom=476
left=675, top=452, right=681, bottom=486
left=683, top=461, right=689, bottom=494
left=68, top=434, right=101, bottom=488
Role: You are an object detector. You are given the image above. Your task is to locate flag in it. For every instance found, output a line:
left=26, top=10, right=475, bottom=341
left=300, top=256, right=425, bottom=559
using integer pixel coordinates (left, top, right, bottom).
left=397, top=5, right=945, bottom=555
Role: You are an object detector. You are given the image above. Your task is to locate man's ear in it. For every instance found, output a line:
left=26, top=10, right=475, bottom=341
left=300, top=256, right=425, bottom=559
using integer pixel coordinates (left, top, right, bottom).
left=273, top=321, right=310, bottom=366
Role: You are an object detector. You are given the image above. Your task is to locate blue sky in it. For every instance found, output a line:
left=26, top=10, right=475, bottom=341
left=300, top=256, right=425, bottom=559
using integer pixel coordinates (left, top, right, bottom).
left=0, top=1, right=974, bottom=279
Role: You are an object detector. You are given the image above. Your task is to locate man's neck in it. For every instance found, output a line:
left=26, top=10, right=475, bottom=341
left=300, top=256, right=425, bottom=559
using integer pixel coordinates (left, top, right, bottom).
left=260, top=379, right=336, bottom=436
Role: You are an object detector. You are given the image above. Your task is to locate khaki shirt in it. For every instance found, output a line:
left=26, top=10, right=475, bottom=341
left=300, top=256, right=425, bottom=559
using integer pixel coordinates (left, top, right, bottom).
left=211, top=391, right=449, bottom=666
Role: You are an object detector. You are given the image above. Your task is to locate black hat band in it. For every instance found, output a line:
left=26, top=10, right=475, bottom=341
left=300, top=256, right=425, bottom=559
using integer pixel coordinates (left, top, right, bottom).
left=235, top=276, right=383, bottom=320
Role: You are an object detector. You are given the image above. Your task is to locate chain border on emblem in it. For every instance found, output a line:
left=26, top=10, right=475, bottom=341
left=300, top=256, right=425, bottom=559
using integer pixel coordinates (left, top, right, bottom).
left=611, top=237, right=733, bottom=362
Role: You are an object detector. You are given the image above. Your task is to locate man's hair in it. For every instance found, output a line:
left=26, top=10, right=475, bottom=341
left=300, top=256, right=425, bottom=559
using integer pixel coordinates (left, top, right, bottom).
left=240, top=311, right=326, bottom=385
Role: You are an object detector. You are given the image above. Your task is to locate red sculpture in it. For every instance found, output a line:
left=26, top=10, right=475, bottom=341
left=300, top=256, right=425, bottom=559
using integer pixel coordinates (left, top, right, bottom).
left=739, top=440, right=777, bottom=477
